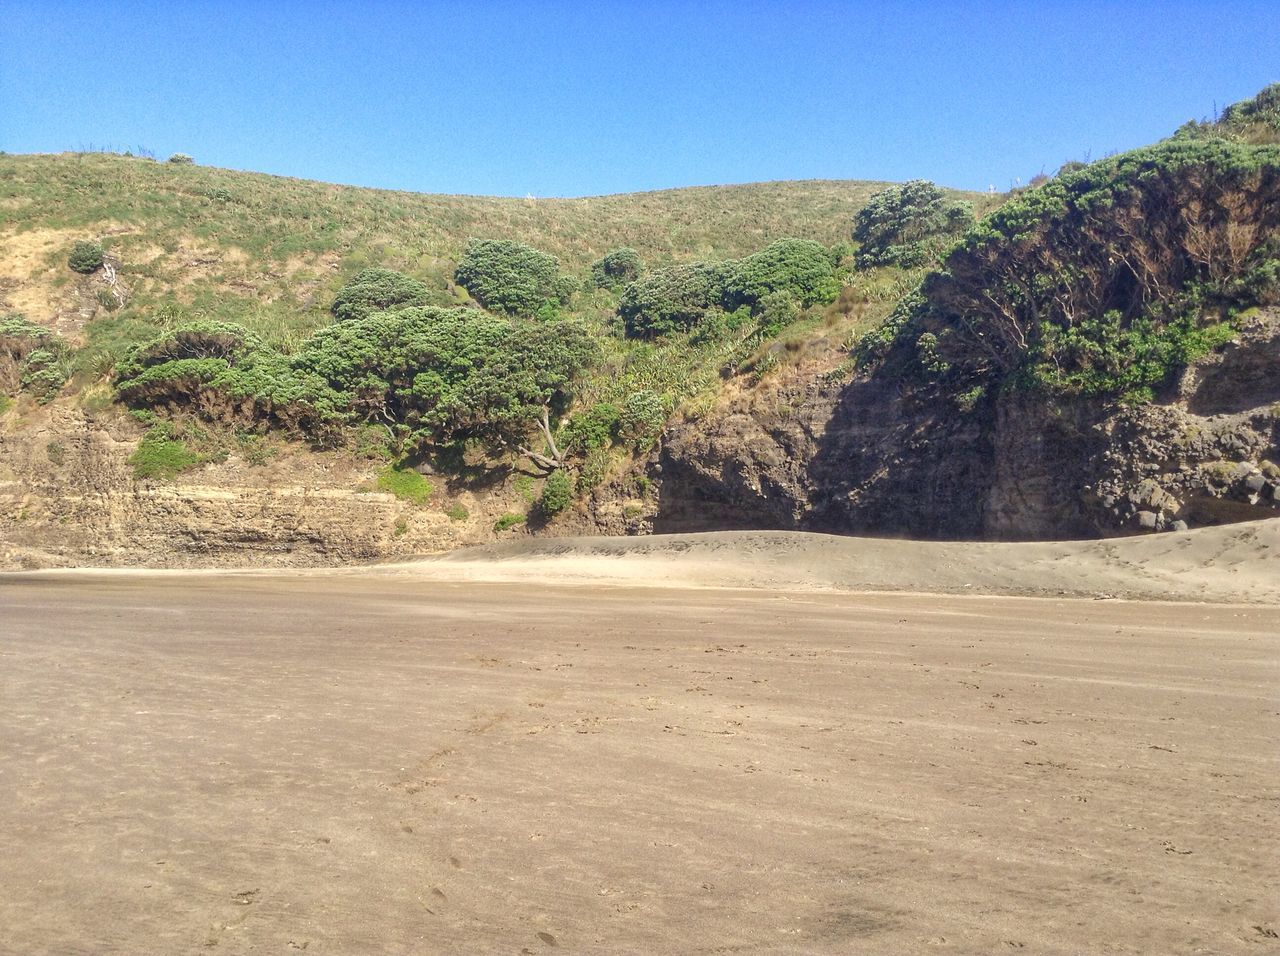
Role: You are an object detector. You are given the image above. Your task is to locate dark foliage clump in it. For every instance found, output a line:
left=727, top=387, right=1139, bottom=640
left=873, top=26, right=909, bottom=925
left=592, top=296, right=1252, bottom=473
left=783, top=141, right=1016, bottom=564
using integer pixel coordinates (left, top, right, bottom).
left=330, top=268, right=432, bottom=322
left=590, top=248, right=643, bottom=289
left=68, top=240, right=104, bottom=274
left=454, top=239, right=570, bottom=316
left=851, top=180, right=973, bottom=269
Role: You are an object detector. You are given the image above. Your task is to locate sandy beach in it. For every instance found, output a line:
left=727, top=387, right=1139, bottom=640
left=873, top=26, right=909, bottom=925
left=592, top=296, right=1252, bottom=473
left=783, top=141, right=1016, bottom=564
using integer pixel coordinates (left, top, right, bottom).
left=1, top=522, right=1278, bottom=953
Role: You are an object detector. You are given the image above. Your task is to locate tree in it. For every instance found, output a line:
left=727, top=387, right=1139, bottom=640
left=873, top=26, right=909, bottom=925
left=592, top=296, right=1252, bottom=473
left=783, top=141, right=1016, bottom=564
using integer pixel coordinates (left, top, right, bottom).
left=724, top=238, right=839, bottom=310
left=618, top=261, right=734, bottom=338
left=297, top=306, right=599, bottom=468
left=590, top=248, right=642, bottom=289
left=454, top=239, right=566, bottom=316
left=330, top=268, right=432, bottom=322
left=851, top=180, right=973, bottom=269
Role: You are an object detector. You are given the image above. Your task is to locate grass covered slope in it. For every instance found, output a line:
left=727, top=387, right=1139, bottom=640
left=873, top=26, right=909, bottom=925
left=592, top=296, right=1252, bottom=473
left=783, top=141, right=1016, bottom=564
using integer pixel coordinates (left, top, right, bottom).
left=0, top=152, right=991, bottom=345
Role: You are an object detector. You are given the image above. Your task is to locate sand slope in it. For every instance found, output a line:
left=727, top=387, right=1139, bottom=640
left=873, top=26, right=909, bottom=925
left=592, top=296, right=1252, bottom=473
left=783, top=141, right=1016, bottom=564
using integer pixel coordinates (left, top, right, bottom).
left=385, top=518, right=1280, bottom=604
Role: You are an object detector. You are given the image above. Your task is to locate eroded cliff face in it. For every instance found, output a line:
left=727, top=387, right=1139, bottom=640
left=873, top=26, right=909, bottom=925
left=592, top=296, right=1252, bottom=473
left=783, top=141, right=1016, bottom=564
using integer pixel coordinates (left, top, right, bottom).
left=0, top=405, right=498, bottom=569
left=646, top=310, right=1280, bottom=540
left=2, top=315, right=1276, bottom=567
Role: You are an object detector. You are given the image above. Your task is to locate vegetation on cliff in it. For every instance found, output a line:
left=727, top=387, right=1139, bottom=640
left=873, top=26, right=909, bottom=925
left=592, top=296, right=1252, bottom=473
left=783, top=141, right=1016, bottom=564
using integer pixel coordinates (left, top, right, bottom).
left=866, top=135, right=1280, bottom=405
left=3, top=86, right=1276, bottom=533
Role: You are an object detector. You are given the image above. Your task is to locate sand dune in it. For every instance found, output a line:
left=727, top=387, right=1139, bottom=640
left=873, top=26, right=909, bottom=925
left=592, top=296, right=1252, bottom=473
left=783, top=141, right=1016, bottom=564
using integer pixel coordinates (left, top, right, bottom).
left=383, top=518, right=1280, bottom=604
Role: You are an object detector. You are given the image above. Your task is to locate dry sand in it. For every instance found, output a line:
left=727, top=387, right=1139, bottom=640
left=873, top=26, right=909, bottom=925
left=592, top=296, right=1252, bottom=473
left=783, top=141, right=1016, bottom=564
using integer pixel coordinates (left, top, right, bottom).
left=393, top=518, right=1280, bottom=604
left=1, top=521, right=1278, bottom=953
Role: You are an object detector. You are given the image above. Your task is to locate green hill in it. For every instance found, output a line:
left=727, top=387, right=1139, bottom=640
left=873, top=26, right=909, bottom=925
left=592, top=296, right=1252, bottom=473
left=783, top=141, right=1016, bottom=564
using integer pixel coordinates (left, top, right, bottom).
left=0, top=151, right=989, bottom=346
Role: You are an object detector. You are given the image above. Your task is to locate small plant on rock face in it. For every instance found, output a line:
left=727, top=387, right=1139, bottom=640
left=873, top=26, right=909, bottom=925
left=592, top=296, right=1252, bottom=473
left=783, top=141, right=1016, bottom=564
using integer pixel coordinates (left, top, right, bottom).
left=493, top=511, right=526, bottom=531
left=68, top=240, right=104, bottom=274
left=376, top=463, right=433, bottom=504
left=129, top=423, right=201, bottom=480
left=538, top=468, right=574, bottom=516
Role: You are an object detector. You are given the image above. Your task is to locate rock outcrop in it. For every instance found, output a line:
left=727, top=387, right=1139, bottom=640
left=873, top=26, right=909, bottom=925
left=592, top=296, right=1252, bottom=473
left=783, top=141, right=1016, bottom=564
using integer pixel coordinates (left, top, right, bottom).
left=0, top=405, right=495, bottom=568
left=647, top=310, right=1280, bottom=540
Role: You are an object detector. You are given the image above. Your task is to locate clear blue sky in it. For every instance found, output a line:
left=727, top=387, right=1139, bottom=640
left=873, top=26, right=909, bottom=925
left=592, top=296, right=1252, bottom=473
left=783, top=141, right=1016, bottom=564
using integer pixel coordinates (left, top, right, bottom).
left=1, top=1, right=1275, bottom=197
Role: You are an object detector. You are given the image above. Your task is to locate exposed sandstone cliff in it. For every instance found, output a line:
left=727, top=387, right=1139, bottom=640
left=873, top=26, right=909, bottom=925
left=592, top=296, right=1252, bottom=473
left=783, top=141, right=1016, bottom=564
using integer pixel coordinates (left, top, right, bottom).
left=2, top=313, right=1275, bottom=567
left=0, top=405, right=507, bottom=569
left=645, top=310, right=1280, bottom=540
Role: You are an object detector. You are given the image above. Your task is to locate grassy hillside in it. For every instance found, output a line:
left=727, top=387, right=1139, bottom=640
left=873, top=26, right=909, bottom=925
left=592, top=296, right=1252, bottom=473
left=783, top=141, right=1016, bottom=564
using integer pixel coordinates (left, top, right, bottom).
left=2, top=152, right=1000, bottom=506
left=0, top=152, right=990, bottom=348
left=1, top=88, right=1275, bottom=539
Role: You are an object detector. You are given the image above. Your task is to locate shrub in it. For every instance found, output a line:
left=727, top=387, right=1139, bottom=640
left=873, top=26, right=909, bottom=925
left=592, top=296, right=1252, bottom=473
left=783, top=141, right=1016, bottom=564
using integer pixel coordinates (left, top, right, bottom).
left=539, top=469, right=573, bottom=515
left=590, top=248, right=642, bottom=289
left=725, top=238, right=839, bottom=310
left=114, top=323, right=346, bottom=436
left=114, top=321, right=263, bottom=382
left=19, top=346, right=70, bottom=402
left=617, top=390, right=668, bottom=447
left=454, top=239, right=565, bottom=316
left=167, top=153, right=194, bottom=165
left=129, top=424, right=201, bottom=480
left=493, top=512, right=526, bottom=531
left=562, top=402, right=620, bottom=452
left=1, top=316, right=69, bottom=401
left=851, top=180, right=973, bottom=268
left=376, top=463, right=433, bottom=503
left=68, top=240, right=104, bottom=274
left=444, top=503, right=469, bottom=522
left=330, top=268, right=432, bottom=322
left=754, top=290, right=801, bottom=338
left=618, top=261, right=735, bottom=338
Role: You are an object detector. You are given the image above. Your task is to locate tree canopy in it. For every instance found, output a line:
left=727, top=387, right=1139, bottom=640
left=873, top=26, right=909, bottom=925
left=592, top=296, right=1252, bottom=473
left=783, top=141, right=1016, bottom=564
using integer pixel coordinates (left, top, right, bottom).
left=454, top=239, right=569, bottom=316
left=330, top=268, right=432, bottom=322
left=851, top=180, right=973, bottom=269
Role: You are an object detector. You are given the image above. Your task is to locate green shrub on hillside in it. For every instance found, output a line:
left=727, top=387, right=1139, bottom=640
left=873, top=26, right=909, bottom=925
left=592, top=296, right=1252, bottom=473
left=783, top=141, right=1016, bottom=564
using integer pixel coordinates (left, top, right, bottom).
left=753, top=291, right=801, bottom=338
left=114, top=321, right=263, bottom=381
left=617, top=390, right=668, bottom=447
left=724, top=238, right=839, bottom=309
left=295, top=307, right=600, bottom=453
left=115, top=307, right=600, bottom=463
left=852, top=180, right=973, bottom=269
left=619, top=240, right=838, bottom=340
left=538, top=468, right=574, bottom=516
left=167, top=153, right=194, bottom=165
left=1, top=316, right=70, bottom=401
left=330, top=268, right=432, bottom=322
left=562, top=401, right=621, bottom=452
left=68, top=240, right=104, bottom=274
left=115, top=322, right=346, bottom=435
left=454, top=239, right=566, bottom=316
left=590, top=248, right=643, bottom=289
left=877, top=139, right=1280, bottom=400
left=618, top=261, right=735, bottom=338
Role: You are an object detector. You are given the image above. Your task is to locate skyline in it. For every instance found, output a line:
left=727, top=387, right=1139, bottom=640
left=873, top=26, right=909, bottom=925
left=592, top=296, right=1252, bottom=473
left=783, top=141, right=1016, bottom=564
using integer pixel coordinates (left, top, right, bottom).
left=1, top=0, right=1276, bottom=197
